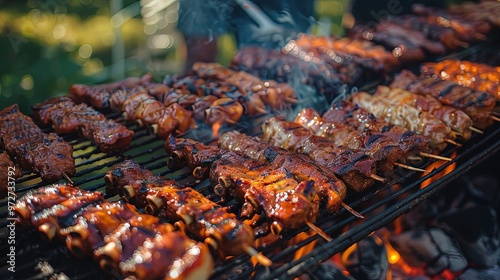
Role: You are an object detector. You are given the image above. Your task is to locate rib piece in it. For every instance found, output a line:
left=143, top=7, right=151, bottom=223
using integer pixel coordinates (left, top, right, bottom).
left=217, top=131, right=347, bottom=211
left=0, top=104, right=75, bottom=182
left=391, top=70, right=495, bottom=129
left=32, top=97, right=134, bottom=153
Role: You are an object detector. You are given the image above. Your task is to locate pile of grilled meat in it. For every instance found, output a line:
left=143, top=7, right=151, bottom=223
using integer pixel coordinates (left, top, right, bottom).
left=2, top=1, right=500, bottom=279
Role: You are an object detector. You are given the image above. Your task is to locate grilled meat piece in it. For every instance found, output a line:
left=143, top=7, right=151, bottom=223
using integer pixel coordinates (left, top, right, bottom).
left=104, top=160, right=154, bottom=197
left=261, top=117, right=380, bottom=191
left=0, top=104, right=75, bottom=182
left=391, top=70, right=496, bottom=129
left=32, top=97, right=134, bottom=153
left=193, top=62, right=296, bottom=111
left=351, top=92, right=453, bottom=150
left=421, top=60, right=500, bottom=101
left=0, top=151, right=21, bottom=199
left=61, top=201, right=140, bottom=257
left=375, top=85, right=473, bottom=139
left=165, top=137, right=323, bottom=231
left=218, top=131, right=347, bottom=212
left=68, top=73, right=153, bottom=107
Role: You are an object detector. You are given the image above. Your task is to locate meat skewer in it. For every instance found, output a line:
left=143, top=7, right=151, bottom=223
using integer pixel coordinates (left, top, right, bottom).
left=14, top=184, right=214, bottom=280
left=351, top=92, right=456, bottom=151
left=215, top=132, right=348, bottom=213
left=420, top=60, right=500, bottom=101
left=103, top=160, right=271, bottom=265
left=32, top=97, right=134, bottom=153
left=321, top=100, right=451, bottom=162
left=374, top=85, right=475, bottom=139
left=0, top=104, right=76, bottom=183
left=164, top=137, right=341, bottom=236
left=391, top=70, right=496, bottom=130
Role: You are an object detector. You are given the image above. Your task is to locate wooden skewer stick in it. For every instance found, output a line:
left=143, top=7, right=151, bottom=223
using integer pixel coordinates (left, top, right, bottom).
left=394, top=162, right=429, bottom=173
left=256, top=107, right=268, bottom=115
left=242, top=244, right=272, bottom=267
left=341, top=202, right=364, bottom=219
left=490, top=115, right=500, bottom=122
left=469, top=126, right=483, bottom=134
left=306, top=221, right=332, bottom=242
left=407, top=155, right=422, bottom=161
left=285, top=97, right=299, bottom=104
left=444, top=138, right=462, bottom=147
left=419, top=152, right=452, bottom=162
left=370, top=174, right=386, bottom=183
left=63, top=172, right=74, bottom=185
left=451, top=131, right=463, bottom=138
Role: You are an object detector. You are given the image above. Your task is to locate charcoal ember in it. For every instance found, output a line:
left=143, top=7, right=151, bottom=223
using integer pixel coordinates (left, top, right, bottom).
left=302, top=260, right=354, bottom=280
left=402, top=200, right=439, bottom=230
left=341, top=235, right=389, bottom=280
left=389, top=228, right=467, bottom=276
left=437, top=205, right=500, bottom=268
left=457, top=266, right=500, bottom=280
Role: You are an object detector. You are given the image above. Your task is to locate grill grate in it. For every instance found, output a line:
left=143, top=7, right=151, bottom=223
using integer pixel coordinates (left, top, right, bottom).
left=1, top=44, right=500, bottom=280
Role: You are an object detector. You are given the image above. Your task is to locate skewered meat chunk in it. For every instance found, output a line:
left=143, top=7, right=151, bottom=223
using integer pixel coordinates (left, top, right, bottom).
left=0, top=104, right=75, bottom=182
left=0, top=151, right=21, bottom=199
left=61, top=201, right=140, bottom=257
left=421, top=60, right=500, bottom=101
left=374, top=85, right=473, bottom=140
left=104, top=159, right=154, bottom=197
left=68, top=73, right=153, bottom=108
left=260, top=117, right=381, bottom=191
left=391, top=70, right=496, bottom=129
left=32, top=97, right=134, bottom=153
left=351, top=92, right=453, bottom=150
left=106, top=161, right=259, bottom=258
left=165, top=137, right=323, bottom=233
left=217, top=131, right=347, bottom=212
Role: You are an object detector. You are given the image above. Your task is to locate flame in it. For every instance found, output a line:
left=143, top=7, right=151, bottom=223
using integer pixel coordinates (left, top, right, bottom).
left=420, top=151, right=457, bottom=189
left=212, top=122, right=222, bottom=139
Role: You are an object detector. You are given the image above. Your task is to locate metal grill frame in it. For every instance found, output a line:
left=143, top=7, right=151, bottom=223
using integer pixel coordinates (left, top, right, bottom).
left=1, top=43, right=499, bottom=280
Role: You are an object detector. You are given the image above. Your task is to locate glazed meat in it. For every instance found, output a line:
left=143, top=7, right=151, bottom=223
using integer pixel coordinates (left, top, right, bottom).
left=391, top=70, right=496, bottom=129
left=32, top=97, right=134, bottom=153
left=0, top=151, right=21, bottom=199
left=0, top=104, right=75, bottom=182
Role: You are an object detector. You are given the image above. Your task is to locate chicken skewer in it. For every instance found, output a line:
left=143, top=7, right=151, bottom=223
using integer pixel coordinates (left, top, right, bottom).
left=104, top=160, right=271, bottom=265
left=351, top=92, right=457, bottom=151
left=374, top=86, right=475, bottom=139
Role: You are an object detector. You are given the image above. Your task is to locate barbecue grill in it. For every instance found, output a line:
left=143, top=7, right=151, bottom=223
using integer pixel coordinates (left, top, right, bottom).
left=1, top=40, right=499, bottom=280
